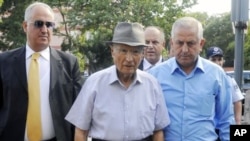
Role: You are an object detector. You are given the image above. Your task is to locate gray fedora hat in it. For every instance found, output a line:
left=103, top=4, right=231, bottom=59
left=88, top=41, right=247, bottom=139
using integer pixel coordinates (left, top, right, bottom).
left=106, top=22, right=148, bottom=47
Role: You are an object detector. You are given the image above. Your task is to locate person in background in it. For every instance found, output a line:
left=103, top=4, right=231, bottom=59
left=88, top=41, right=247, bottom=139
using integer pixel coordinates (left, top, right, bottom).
left=139, top=26, right=165, bottom=71
left=149, top=17, right=234, bottom=141
left=65, top=22, right=170, bottom=141
left=167, top=42, right=175, bottom=58
left=207, top=46, right=244, bottom=125
left=0, top=2, right=83, bottom=141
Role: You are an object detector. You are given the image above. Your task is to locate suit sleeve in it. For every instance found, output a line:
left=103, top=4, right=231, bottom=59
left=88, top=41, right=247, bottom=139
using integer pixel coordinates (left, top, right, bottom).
left=72, top=57, right=84, bottom=101
left=0, top=55, right=3, bottom=109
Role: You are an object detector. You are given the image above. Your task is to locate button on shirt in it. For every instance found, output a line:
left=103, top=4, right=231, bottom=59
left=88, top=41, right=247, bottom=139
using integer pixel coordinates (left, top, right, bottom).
left=149, top=56, right=234, bottom=141
left=65, top=65, right=170, bottom=140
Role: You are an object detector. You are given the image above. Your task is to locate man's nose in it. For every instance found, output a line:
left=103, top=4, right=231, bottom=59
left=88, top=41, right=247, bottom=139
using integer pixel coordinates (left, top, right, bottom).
left=181, top=44, right=189, bottom=52
left=40, top=25, right=49, bottom=32
left=146, top=42, right=154, bottom=48
left=125, top=51, right=133, bottom=61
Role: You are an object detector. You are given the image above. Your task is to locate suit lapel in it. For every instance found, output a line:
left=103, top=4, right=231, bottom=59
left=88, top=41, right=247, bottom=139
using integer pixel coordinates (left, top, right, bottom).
left=138, top=60, right=143, bottom=70
left=13, top=47, right=28, bottom=91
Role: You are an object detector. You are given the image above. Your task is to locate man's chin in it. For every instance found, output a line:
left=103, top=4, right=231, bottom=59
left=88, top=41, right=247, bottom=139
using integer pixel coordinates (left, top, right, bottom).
left=146, top=57, right=157, bottom=62
left=36, top=44, right=49, bottom=51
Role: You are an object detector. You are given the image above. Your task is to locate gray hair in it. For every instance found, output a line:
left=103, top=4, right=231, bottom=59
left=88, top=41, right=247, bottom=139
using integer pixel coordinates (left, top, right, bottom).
left=24, top=2, right=54, bottom=21
left=145, top=26, right=165, bottom=42
left=171, top=17, right=203, bottom=40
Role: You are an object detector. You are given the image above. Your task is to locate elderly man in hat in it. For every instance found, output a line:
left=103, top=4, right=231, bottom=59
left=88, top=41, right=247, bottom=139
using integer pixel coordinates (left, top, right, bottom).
left=65, top=22, right=170, bottom=141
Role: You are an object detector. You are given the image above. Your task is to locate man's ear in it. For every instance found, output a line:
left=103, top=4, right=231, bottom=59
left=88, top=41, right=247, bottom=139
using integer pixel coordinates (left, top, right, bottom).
left=110, top=46, right=115, bottom=58
left=162, top=41, right=166, bottom=50
left=199, top=38, right=206, bottom=52
left=22, top=21, right=28, bottom=33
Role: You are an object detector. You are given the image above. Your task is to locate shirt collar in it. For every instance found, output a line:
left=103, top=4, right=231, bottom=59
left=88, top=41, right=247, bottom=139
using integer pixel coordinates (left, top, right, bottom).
left=170, top=56, right=205, bottom=74
left=143, top=56, right=163, bottom=70
left=25, top=45, right=50, bottom=61
left=109, top=65, right=142, bottom=85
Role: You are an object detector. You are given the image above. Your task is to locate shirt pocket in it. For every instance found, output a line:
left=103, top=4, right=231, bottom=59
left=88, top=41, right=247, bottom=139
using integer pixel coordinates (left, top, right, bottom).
left=138, top=109, right=156, bottom=136
left=198, top=94, right=215, bottom=116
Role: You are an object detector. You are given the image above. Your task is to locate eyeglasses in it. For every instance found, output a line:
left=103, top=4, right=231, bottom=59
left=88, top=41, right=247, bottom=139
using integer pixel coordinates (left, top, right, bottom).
left=30, top=20, right=55, bottom=29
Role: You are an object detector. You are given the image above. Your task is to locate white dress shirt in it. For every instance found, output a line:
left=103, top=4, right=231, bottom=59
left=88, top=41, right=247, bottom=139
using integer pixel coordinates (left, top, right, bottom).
left=25, top=45, right=55, bottom=140
left=143, top=56, right=163, bottom=71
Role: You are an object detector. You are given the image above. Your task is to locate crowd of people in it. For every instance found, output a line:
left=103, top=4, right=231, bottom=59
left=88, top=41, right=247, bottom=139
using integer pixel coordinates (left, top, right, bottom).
left=0, top=1, right=244, bottom=141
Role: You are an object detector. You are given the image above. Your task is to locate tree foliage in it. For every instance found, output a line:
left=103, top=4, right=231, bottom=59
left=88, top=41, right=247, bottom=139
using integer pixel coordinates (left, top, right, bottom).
left=0, top=0, right=197, bottom=72
left=0, top=0, right=3, bottom=6
left=60, top=0, right=197, bottom=73
left=202, top=13, right=235, bottom=67
left=0, top=0, right=33, bottom=51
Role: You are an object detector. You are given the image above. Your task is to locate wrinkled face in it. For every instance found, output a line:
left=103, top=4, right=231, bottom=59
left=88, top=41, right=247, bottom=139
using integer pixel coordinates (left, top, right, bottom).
left=111, top=44, right=143, bottom=76
left=208, top=55, right=224, bottom=67
left=22, top=6, right=54, bottom=52
left=170, top=26, right=205, bottom=71
left=144, top=28, right=165, bottom=64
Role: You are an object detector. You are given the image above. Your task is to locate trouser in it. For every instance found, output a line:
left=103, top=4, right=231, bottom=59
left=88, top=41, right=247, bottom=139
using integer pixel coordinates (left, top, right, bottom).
left=215, top=129, right=220, bottom=141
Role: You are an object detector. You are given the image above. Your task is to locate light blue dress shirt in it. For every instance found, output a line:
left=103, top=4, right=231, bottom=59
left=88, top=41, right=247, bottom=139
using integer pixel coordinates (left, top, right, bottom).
left=65, top=65, right=170, bottom=140
left=149, top=56, right=234, bottom=141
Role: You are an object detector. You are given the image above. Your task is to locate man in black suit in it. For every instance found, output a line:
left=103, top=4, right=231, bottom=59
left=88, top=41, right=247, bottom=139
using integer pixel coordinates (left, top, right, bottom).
left=0, top=2, right=83, bottom=141
left=139, top=26, right=166, bottom=71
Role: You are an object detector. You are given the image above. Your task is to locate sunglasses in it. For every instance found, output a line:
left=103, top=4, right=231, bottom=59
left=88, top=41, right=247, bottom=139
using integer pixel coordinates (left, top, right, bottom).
left=30, top=20, right=55, bottom=29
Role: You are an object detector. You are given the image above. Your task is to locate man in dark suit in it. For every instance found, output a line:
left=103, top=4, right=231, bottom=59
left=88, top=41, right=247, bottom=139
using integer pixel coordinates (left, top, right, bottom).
left=139, top=26, right=166, bottom=71
left=0, top=2, right=83, bottom=141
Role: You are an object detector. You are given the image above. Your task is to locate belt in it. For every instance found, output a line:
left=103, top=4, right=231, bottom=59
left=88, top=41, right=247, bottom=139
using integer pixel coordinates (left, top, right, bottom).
left=42, top=137, right=57, bottom=141
left=92, top=135, right=152, bottom=141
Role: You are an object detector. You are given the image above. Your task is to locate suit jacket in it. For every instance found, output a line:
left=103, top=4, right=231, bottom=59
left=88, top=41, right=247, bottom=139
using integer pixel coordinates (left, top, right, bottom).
left=138, top=59, right=144, bottom=70
left=0, top=47, right=83, bottom=141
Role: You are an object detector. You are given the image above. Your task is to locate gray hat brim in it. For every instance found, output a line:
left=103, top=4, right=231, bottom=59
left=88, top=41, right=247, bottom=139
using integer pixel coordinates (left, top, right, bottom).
left=105, top=22, right=149, bottom=47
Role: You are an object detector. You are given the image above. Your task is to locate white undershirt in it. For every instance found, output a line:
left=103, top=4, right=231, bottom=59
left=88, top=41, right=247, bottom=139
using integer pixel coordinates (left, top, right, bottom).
left=25, top=45, right=55, bottom=140
left=143, top=56, right=163, bottom=71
